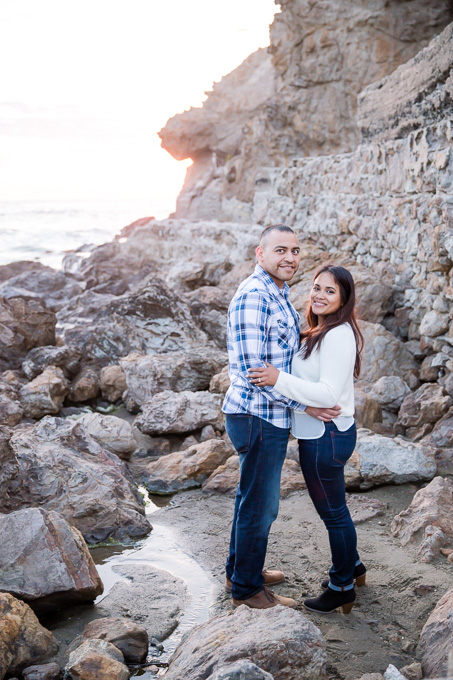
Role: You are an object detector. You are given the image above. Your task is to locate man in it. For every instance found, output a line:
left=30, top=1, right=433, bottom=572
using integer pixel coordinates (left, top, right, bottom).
left=222, top=224, right=339, bottom=609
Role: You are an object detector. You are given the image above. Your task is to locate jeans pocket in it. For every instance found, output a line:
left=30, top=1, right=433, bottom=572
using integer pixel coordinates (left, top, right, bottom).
left=330, top=426, right=357, bottom=465
left=226, top=414, right=253, bottom=454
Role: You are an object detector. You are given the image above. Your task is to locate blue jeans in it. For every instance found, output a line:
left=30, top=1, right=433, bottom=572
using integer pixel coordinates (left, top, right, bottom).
left=299, top=421, right=360, bottom=591
left=225, top=414, right=289, bottom=600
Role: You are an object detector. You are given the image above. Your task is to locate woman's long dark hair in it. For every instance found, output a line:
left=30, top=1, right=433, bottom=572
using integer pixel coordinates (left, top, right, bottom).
left=301, top=264, right=364, bottom=378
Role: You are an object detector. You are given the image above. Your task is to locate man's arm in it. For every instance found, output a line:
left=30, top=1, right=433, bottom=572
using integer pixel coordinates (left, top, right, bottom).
left=229, top=291, right=305, bottom=411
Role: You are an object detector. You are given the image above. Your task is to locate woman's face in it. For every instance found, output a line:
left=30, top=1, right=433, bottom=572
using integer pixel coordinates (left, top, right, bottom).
left=310, top=271, right=342, bottom=317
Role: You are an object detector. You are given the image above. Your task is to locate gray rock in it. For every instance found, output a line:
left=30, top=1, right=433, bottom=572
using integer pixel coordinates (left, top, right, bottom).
left=369, top=376, right=411, bottom=412
left=0, top=393, right=23, bottom=426
left=0, top=296, right=56, bottom=372
left=120, top=348, right=227, bottom=409
left=417, top=587, right=453, bottom=678
left=19, top=366, right=69, bottom=419
left=81, top=617, right=148, bottom=663
left=359, top=322, right=418, bottom=385
left=383, top=666, right=407, bottom=680
left=22, top=663, right=61, bottom=680
left=0, top=268, right=82, bottom=313
left=0, top=593, right=58, bottom=678
left=65, top=639, right=129, bottom=680
left=22, top=345, right=81, bottom=380
left=207, top=660, right=274, bottom=680
left=391, top=476, right=453, bottom=562
left=165, top=605, right=327, bottom=680
left=1, top=417, right=151, bottom=544
left=396, top=383, right=451, bottom=432
left=0, top=508, right=103, bottom=611
left=77, top=413, right=137, bottom=460
left=98, top=563, right=187, bottom=642
left=136, top=390, right=224, bottom=436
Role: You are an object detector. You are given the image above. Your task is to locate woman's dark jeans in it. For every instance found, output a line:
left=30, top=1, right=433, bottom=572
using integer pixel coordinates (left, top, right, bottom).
left=299, top=421, right=360, bottom=591
left=225, top=413, right=289, bottom=600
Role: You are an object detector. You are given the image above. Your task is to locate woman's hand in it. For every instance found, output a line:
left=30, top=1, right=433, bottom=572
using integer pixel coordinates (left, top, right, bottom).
left=247, top=362, right=280, bottom=387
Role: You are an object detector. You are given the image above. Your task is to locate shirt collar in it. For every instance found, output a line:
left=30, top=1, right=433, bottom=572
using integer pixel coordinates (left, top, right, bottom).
left=254, top=264, right=290, bottom=298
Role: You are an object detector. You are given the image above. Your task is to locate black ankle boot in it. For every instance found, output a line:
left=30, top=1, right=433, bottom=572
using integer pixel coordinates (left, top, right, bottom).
left=304, top=586, right=356, bottom=614
left=321, top=562, right=366, bottom=590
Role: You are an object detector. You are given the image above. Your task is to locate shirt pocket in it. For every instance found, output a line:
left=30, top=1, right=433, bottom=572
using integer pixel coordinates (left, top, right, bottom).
left=275, top=317, right=294, bottom=349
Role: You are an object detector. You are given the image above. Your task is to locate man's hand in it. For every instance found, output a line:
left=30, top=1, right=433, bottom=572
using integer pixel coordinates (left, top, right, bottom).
left=247, top=362, right=280, bottom=387
left=305, top=405, right=341, bottom=422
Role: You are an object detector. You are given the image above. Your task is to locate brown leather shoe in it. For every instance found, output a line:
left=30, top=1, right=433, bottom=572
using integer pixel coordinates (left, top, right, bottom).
left=232, top=586, right=296, bottom=609
left=225, top=569, right=285, bottom=592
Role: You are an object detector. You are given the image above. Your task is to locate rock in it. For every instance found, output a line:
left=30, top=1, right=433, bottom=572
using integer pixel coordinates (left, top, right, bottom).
left=0, top=296, right=56, bottom=371
left=97, top=564, right=187, bottom=642
left=346, top=494, right=386, bottom=524
left=2, top=417, right=151, bottom=543
left=200, top=424, right=217, bottom=441
left=209, top=365, right=230, bottom=394
left=0, top=393, right=23, bottom=426
left=0, top=508, right=103, bottom=611
left=64, top=639, right=129, bottom=680
left=391, top=476, right=453, bottom=562
left=426, top=409, right=453, bottom=449
left=359, top=322, right=418, bottom=384
left=348, top=430, right=436, bottom=490
left=207, top=660, right=275, bottom=680
left=81, top=617, right=148, bottom=663
left=398, top=662, right=423, bottom=680
left=0, top=260, right=50, bottom=283
left=22, top=663, right=61, bottom=680
left=19, top=366, right=69, bottom=419
left=120, top=348, right=227, bottom=408
left=99, top=365, right=127, bottom=403
left=77, top=413, right=137, bottom=460
left=202, top=457, right=305, bottom=498
left=354, top=389, right=382, bottom=429
left=22, top=345, right=81, bottom=380
left=164, top=605, right=327, bottom=680
left=144, top=438, right=234, bottom=494
left=417, top=587, right=453, bottom=678
left=0, top=593, right=58, bottom=679
left=68, top=366, right=99, bottom=402
left=383, top=666, right=407, bottom=680
left=396, top=383, right=451, bottom=432
left=419, top=310, right=450, bottom=338
left=0, top=267, right=82, bottom=313
left=369, top=377, right=411, bottom=413
left=135, top=390, right=224, bottom=436
left=280, top=459, right=307, bottom=498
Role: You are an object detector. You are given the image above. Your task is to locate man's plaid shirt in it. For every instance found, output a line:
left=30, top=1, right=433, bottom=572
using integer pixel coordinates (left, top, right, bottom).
left=222, top=264, right=305, bottom=429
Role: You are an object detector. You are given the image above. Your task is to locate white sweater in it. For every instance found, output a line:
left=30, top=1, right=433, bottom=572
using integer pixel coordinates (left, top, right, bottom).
left=274, top=323, right=356, bottom=439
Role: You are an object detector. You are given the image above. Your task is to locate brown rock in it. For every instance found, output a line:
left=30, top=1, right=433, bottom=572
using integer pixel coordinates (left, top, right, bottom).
left=417, top=587, right=453, bottom=678
left=81, top=617, right=148, bottom=663
left=0, top=593, right=58, bottom=679
left=346, top=494, right=387, bottom=524
left=0, top=296, right=56, bottom=372
left=99, top=365, right=127, bottom=403
left=391, top=476, right=453, bottom=562
left=0, top=508, right=103, bottom=611
left=68, top=366, right=99, bottom=402
left=22, top=663, right=61, bottom=680
left=65, top=639, right=129, bottom=680
left=354, top=389, right=382, bottom=429
left=0, top=393, right=23, bottom=426
left=396, top=383, right=451, bottom=432
left=209, top=365, right=230, bottom=394
left=19, top=366, right=69, bottom=419
left=398, top=662, right=423, bottom=680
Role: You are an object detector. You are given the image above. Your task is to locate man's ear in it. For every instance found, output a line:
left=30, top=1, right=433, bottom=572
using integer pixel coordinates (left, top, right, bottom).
left=256, top=245, right=263, bottom=262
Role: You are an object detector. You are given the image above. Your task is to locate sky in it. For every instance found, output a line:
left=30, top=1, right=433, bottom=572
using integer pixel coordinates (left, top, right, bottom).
left=0, top=0, right=278, bottom=215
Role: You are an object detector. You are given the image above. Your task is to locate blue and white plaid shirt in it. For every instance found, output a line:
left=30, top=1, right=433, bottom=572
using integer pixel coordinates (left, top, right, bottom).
left=222, top=264, right=305, bottom=429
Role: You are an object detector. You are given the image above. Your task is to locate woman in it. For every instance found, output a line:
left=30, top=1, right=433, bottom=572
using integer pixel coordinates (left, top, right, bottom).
left=247, top=264, right=365, bottom=614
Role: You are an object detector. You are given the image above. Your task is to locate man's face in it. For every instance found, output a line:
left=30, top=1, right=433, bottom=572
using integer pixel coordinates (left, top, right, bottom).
left=256, top=230, right=301, bottom=289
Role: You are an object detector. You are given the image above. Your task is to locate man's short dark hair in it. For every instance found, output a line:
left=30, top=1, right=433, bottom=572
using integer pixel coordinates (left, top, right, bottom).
left=260, top=224, right=296, bottom=247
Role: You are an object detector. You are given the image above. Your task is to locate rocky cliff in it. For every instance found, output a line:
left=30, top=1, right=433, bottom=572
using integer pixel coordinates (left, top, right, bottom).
left=159, top=0, right=453, bottom=222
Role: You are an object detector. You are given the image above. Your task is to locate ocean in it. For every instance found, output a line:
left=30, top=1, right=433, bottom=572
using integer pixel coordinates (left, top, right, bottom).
left=0, top=199, right=172, bottom=270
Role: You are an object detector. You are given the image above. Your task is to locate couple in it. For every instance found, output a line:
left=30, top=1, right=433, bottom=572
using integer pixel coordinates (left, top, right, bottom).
left=222, top=224, right=365, bottom=615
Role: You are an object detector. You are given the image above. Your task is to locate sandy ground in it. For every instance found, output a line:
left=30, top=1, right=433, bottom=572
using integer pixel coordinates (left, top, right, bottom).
left=151, top=482, right=452, bottom=680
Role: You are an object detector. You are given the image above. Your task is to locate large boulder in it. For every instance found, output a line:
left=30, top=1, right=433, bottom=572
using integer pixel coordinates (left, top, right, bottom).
left=144, top=438, right=234, bottom=494
left=0, top=593, right=58, bottom=680
left=345, top=430, right=436, bottom=490
left=19, top=366, right=69, bottom=419
left=1, top=417, right=151, bottom=543
left=359, top=322, right=418, bottom=384
left=0, top=508, right=103, bottom=611
left=120, top=348, right=227, bottom=409
left=135, top=390, right=224, bottom=436
left=77, top=413, right=137, bottom=460
left=64, top=639, right=129, bottom=680
left=164, top=605, right=327, bottom=680
left=417, top=588, right=453, bottom=678
left=0, top=296, right=56, bottom=372
left=390, top=476, right=453, bottom=562
left=369, top=376, right=411, bottom=413
left=80, top=617, right=148, bottom=663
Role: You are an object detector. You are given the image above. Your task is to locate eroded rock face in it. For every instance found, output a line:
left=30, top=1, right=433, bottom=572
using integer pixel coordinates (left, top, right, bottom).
left=144, top=438, right=234, bottom=494
left=391, top=476, right=453, bottom=562
left=81, top=617, right=148, bottom=663
left=2, top=417, right=150, bottom=543
left=135, top=390, right=224, bottom=436
left=19, top=366, right=69, bottom=419
left=0, top=508, right=103, bottom=611
left=417, top=587, right=453, bottom=678
left=65, top=639, right=129, bottom=680
left=121, top=349, right=227, bottom=409
left=165, top=605, right=327, bottom=680
left=0, top=296, right=56, bottom=372
left=0, top=593, right=58, bottom=680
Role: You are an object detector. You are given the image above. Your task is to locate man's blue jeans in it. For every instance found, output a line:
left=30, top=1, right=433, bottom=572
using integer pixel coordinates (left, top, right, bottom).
left=225, top=413, right=289, bottom=600
left=298, top=421, right=360, bottom=591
